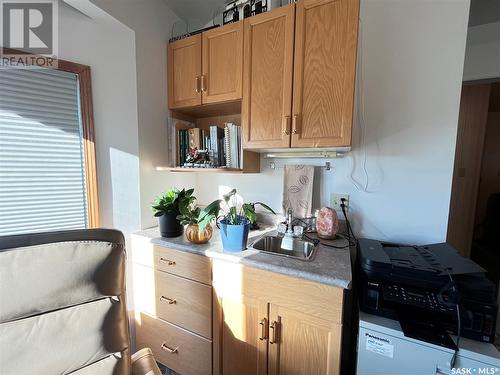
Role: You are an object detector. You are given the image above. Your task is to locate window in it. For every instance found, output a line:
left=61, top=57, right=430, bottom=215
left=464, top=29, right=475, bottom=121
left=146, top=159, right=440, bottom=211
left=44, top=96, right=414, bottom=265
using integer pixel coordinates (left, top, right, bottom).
left=0, top=61, right=98, bottom=235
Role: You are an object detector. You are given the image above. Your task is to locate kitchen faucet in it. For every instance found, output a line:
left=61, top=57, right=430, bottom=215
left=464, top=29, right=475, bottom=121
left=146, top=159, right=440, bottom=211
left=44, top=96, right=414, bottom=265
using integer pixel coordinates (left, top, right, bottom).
left=281, top=208, right=295, bottom=251
left=286, top=208, right=294, bottom=234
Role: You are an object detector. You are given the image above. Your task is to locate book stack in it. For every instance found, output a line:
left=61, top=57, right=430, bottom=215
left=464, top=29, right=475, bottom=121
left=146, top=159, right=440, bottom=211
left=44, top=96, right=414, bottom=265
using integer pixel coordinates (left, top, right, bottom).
left=176, top=124, right=241, bottom=169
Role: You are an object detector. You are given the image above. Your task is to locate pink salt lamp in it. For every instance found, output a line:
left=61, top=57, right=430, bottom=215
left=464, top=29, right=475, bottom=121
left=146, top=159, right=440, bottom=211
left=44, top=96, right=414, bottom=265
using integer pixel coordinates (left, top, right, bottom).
left=316, top=207, right=339, bottom=239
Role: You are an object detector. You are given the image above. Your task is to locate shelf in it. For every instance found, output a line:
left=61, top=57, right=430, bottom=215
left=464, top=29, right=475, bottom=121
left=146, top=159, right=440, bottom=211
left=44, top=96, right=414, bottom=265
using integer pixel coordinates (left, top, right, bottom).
left=170, top=100, right=241, bottom=119
left=156, top=166, right=247, bottom=174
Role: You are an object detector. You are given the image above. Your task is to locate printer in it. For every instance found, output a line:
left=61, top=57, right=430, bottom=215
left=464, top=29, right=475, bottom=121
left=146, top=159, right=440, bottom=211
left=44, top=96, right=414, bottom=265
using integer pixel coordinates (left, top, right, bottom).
left=357, top=239, right=498, bottom=347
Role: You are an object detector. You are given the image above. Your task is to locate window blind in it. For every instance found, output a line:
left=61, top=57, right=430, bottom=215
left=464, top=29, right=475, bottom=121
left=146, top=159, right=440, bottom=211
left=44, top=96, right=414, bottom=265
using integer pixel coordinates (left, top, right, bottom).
left=0, top=67, right=88, bottom=235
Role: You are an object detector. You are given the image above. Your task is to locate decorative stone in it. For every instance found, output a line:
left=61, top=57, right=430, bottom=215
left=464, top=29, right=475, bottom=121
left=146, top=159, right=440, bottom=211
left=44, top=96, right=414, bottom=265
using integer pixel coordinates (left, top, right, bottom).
left=316, top=207, right=339, bottom=239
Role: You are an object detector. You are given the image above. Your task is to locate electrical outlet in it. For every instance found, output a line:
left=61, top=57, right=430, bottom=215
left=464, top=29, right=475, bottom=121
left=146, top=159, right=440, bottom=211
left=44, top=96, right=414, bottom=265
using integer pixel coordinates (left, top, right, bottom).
left=331, top=193, right=349, bottom=211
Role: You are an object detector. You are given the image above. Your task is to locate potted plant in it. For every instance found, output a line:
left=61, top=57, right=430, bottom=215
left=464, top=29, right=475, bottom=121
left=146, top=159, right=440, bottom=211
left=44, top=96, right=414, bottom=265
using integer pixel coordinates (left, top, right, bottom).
left=152, top=188, right=195, bottom=237
left=199, top=189, right=275, bottom=252
left=177, top=206, right=214, bottom=244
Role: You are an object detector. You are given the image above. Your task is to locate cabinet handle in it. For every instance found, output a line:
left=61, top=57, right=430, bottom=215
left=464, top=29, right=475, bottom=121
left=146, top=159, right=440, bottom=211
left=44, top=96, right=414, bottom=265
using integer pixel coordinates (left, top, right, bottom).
left=259, top=318, right=268, bottom=341
left=201, top=75, right=207, bottom=92
left=160, top=296, right=177, bottom=304
left=269, top=320, right=279, bottom=344
left=195, top=76, right=201, bottom=93
left=161, top=343, right=178, bottom=354
left=159, top=258, right=175, bottom=266
left=282, top=116, right=291, bottom=135
left=292, top=114, right=299, bottom=134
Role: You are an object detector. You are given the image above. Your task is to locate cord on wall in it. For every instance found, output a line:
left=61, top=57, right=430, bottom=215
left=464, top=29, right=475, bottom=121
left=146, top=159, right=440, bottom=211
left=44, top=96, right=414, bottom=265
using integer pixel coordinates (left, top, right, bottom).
left=349, top=18, right=376, bottom=194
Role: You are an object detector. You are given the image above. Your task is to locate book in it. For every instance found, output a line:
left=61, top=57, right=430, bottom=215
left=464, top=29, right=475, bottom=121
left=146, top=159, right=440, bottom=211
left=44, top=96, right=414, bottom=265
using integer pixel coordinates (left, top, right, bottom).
left=224, top=123, right=241, bottom=169
left=224, top=126, right=231, bottom=168
left=210, top=126, right=224, bottom=167
left=188, top=128, right=201, bottom=150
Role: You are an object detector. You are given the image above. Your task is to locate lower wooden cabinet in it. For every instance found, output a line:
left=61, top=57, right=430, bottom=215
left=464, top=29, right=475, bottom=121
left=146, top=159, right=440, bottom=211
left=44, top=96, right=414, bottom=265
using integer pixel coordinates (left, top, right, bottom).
left=212, top=259, right=344, bottom=375
left=219, top=296, right=268, bottom=375
left=132, top=239, right=345, bottom=375
left=268, top=304, right=342, bottom=375
left=137, top=312, right=211, bottom=375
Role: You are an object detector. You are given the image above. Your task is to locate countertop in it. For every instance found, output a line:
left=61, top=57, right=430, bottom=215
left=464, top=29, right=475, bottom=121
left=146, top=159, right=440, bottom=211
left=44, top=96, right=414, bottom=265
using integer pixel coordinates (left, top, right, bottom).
left=133, top=226, right=353, bottom=289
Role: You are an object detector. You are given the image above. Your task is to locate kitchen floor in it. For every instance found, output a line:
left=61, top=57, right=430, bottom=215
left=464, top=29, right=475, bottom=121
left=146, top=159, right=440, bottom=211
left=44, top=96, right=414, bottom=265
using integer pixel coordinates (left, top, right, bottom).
left=157, top=363, right=180, bottom=375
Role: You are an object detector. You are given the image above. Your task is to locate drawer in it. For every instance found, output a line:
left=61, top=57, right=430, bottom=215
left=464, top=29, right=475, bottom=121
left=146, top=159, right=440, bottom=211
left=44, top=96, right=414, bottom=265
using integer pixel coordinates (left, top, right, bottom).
left=155, top=270, right=212, bottom=339
left=154, top=245, right=212, bottom=285
left=136, top=312, right=211, bottom=375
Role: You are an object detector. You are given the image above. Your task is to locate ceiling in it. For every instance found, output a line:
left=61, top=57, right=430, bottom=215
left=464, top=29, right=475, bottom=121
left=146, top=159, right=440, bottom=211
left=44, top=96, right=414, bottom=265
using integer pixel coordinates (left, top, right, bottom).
left=164, top=0, right=226, bottom=30
left=164, top=0, right=500, bottom=32
left=469, top=0, right=500, bottom=27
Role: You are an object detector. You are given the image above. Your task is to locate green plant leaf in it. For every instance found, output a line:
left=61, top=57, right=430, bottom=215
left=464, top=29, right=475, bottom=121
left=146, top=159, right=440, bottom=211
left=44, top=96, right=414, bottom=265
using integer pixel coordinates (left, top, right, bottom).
left=242, top=203, right=257, bottom=223
left=199, top=199, right=222, bottom=220
left=253, top=202, right=276, bottom=215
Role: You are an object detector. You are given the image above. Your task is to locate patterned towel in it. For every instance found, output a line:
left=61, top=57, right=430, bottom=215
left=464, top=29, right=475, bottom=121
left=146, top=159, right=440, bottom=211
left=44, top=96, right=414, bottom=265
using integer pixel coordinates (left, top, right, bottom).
left=282, top=165, right=314, bottom=218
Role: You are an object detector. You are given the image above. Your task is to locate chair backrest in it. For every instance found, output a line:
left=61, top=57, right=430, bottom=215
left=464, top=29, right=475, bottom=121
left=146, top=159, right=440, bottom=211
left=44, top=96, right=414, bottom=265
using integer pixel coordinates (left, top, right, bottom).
left=0, top=229, right=131, bottom=374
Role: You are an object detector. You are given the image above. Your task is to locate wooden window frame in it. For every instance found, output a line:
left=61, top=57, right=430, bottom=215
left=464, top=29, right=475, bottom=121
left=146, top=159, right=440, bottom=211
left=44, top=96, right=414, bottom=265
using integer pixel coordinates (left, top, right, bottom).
left=1, top=48, right=100, bottom=227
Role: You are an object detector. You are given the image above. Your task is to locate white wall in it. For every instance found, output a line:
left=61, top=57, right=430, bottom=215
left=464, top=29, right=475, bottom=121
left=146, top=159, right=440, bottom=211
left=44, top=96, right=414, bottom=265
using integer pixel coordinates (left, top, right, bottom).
left=91, top=0, right=197, bottom=230
left=69, top=0, right=470, bottom=245
left=463, top=21, right=500, bottom=81
left=193, top=0, right=471, bottom=245
left=59, top=1, right=141, bottom=233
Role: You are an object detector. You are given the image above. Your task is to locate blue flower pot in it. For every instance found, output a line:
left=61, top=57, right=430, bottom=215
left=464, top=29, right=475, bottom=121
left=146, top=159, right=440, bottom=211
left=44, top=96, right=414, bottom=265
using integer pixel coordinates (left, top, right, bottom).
left=219, top=217, right=250, bottom=252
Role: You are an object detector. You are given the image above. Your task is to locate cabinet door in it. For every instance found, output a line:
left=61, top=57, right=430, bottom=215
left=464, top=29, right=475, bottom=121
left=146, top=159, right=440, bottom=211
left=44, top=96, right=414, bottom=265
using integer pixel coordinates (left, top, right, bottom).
left=291, top=0, right=359, bottom=148
left=268, top=304, right=342, bottom=375
left=168, top=35, right=202, bottom=108
left=242, top=5, right=295, bottom=149
left=220, top=296, right=268, bottom=375
left=202, top=22, right=243, bottom=104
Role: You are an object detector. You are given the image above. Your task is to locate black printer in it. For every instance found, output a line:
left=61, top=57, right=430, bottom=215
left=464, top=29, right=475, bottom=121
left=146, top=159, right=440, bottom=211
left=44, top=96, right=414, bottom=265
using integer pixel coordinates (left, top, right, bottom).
left=357, top=238, right=498, bottom=347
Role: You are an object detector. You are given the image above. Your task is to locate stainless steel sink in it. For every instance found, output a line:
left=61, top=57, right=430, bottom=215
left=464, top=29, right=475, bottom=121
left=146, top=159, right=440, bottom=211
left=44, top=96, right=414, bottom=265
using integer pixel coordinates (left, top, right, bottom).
left=250, top=235, right=316, bottom=261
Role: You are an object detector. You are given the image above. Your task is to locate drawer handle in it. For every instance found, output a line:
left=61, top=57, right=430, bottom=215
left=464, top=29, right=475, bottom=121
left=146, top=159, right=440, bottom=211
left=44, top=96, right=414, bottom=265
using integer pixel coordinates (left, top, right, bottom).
left=201, top=74, right=207, bottom=92
left=160, top=296, right=177, bottom=304
left=161, top=343, right=178, bottom=354
left=259, top=318, right=268, bottom=341
left=195, top=76, right=201, bottom=94
left=269, top=320, right=279, bottom=344
left=292, top=114, right=299, bottom=134
left=159, top=257, right=175, bottom=266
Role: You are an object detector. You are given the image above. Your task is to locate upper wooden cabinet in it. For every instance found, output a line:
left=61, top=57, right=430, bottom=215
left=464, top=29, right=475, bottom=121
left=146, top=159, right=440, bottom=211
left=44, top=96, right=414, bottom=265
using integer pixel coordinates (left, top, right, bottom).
left=167, top=0, right=359, bottom=149
left=202, top=22, right=243, bottom=104
left=291, top=0, right=359, bottom=148
left=168, top=34, right=202, bottom=109
left=242, top=4, right=295, bottom=149
left=168, top=23, right=243, bottom=110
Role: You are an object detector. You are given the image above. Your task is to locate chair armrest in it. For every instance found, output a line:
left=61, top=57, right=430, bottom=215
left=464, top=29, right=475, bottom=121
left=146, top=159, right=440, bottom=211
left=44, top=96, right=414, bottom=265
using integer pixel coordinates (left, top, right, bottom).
left=131, top=348, right=162, bottom=375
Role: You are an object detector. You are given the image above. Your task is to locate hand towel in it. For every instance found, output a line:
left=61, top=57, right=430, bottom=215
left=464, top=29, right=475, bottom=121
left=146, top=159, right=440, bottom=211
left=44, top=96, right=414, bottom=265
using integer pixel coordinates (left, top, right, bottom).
left=282, top=165, right=314, bottom=218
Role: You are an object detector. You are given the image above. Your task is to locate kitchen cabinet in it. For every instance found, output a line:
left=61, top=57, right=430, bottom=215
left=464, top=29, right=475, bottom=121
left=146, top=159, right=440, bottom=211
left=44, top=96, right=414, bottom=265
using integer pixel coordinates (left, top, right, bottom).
left=219, top=296, right=268, bottom=375
left=168, top=34, right=202, bottom=108
left=268, top=304, right=342, bottom=375
left=131, top=242, right=214, bottom=375
left=131, top=234, right=348, bottom=375
left=291, top=0, right=359, bottom=148
left=202, top=22, right=243, bottom=104
left=168, top=22, right=243, bottom=110
left=242, top=4, right=295, bottom=149
left=213, top=259, right=345, bottom=375
left=242, top=0, right=359, bottom=150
